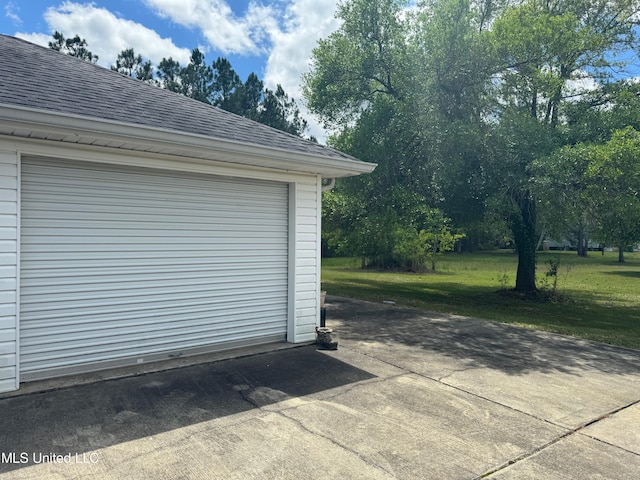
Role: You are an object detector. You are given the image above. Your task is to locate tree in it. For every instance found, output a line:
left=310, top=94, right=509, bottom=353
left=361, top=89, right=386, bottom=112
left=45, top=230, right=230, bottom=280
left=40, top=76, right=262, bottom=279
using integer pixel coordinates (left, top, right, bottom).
left=111, top=48, right=153, bottom=82
left=409, top=0, right=497, bottom=248
left=259, top=85, right=309, bottom=136
left=306, top=0, right=448, bottom=270
left=178, top=48, right=214, bottom=103
left=322, top=188, right=397, bottom=268
left=532, top=142, right=593, bottom=256
left=564, top=81, right=640, bottom=146
left=584, top=128, right=640, bottom=261
left=48, top=31, right=98, bottom=63
left=305, top=0, right=640, bottom=293
left=211, top=57, right=241, bottom=108
left=483, top=0, right=639, bottom=291
left=305, top=0, right=494, bottom=272
left=393, top=209, right=465, bottom=271
left=534, top=81, right=640, bottom=257
left=535, top=126, right=640, bottom=263
left=303, top=0, right=408, bottom=127
left=234, top=72, right=264, bottom=120
left=156, top=57, right=182, bottom=92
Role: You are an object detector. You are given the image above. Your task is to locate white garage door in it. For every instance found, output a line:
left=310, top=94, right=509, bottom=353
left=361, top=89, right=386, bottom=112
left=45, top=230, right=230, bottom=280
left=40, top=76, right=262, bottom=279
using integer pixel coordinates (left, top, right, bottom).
left=19, top=157, right=289, bottom=380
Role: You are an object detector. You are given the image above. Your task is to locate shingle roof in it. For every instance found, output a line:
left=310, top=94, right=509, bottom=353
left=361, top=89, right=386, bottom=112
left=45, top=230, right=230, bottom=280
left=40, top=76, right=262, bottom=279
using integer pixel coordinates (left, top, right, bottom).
left=0, top=34, right=359, bottom=163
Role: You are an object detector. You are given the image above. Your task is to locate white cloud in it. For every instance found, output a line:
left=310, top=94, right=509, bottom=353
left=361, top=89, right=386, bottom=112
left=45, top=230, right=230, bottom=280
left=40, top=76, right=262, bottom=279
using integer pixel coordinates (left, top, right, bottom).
left=16, top=32, right=51, bottom=47
left=17, top=1, right=191, bottom=68
left=263, top=0, right=342, bottom=142
left=4, top=1, right=22, bottom=26
left=143, top=0, right=278, bottom=55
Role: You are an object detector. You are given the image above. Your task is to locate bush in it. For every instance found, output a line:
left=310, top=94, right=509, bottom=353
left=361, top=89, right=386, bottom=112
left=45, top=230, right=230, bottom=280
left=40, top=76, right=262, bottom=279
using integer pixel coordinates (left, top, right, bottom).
left=394, top=219, right=465, bottom=272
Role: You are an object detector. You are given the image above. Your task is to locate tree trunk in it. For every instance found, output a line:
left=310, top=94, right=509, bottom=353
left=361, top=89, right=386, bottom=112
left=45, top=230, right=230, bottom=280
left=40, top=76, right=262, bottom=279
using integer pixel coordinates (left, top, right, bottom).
left=431, top=241, right=437, bottom=271
left=511, top=195, right=537, bottom=293
left=618, top=246, right=625, bottom=263
left=577, top=227, right=587, bottom=257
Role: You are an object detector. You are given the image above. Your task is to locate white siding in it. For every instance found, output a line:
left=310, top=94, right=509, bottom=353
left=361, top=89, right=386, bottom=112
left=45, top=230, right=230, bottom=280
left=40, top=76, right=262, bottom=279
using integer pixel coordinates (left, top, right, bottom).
left=293, top=177, right=321, bottom=342
left=0, top=150, right=18, bottom=392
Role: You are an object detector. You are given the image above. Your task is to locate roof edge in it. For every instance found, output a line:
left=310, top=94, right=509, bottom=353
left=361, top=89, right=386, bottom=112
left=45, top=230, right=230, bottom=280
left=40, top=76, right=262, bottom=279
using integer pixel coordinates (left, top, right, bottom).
left=0, top=104, right=376, bottom=178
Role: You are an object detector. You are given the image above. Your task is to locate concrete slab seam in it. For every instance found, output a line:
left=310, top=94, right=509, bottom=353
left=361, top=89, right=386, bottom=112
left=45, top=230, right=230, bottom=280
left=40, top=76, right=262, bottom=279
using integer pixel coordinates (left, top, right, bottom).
left=290, top=374, right=409, bottom=409
left=576, top=433, right=640, bottom=458
left=476, top=397, right=640, bottom=478
left=344, top=345, right=640, bottom=478
left=348, top=346, right=567, bottom=430
left=276, top=408, right=398, bottom=479
left=575, top=398, right=640, bottom=458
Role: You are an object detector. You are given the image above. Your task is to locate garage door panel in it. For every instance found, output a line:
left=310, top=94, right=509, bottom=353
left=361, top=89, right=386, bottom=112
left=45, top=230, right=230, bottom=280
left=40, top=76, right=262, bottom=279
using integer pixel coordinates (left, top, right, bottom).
left=21, top=296, right=289, bottom=332
left=21, top=286, right=288, bottom=312
left=21, top=215, right=288, bottom=229
left=20, top=303, right=288, bottom=329
left=21, top=279, right=288, bottom=309
left=21, top=270, right=288, bottom=292
left=21, top=230, right=287, bottom=241
left=21, top=201, right=289, bottom=219
left=23, top=316, right=287, bottom=354
left=20, top=323, right=286, bottom=372
left=22, top=309, right=288, bottom=351
left=20, top=158, right=289, bottom=380
left=21, top=265, right=287, bottom=286
left=21, top=242, right=288, bottom=254
left=23, top=185, right=285, bottom=211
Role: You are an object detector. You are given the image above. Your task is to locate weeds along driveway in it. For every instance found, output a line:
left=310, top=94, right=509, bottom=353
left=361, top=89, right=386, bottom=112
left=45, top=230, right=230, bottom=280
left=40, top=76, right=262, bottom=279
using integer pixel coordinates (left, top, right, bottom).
left=0, top=295, right=639, bottom=479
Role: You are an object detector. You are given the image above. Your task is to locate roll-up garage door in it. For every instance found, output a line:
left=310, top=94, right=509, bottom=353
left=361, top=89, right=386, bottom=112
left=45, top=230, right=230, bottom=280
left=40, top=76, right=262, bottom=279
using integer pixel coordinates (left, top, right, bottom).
left=19, top=157, right=289, bottom=380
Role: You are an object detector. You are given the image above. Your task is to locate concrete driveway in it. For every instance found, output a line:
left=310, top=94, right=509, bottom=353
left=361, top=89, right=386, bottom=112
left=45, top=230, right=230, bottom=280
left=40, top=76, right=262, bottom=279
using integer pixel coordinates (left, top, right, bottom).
left=0, top=296, right=639, bottom=479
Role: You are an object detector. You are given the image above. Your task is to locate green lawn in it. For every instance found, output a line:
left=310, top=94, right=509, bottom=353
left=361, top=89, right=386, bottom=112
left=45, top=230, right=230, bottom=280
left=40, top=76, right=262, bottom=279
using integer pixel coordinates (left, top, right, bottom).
left=321, top=250, right=640, bottom=349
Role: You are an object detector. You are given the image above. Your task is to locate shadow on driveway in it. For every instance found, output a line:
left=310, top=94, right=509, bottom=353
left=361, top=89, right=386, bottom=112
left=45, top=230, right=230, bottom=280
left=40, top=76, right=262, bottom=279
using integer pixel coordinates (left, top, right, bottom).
left=0, top=345, right=375, bottom=473
left=327, top=296, right=640, bottom=377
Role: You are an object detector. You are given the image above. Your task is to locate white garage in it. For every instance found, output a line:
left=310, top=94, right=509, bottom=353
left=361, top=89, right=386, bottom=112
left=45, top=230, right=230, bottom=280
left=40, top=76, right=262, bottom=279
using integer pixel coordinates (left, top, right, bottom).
left=0, top=35, right=375, bottom=391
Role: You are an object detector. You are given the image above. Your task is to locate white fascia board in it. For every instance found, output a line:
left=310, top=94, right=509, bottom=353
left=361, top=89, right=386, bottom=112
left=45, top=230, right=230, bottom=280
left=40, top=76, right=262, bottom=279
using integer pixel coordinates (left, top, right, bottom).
left=0, top=104, right=376, bottom=178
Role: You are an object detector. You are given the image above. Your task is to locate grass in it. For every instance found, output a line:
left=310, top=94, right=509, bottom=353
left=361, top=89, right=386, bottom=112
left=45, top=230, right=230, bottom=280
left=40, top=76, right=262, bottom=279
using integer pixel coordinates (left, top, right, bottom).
left=321, top=250, right=640, bottom=350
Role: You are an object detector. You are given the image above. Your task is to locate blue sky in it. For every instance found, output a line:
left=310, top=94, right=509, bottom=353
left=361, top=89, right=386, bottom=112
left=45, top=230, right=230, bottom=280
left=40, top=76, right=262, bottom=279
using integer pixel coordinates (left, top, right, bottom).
left=0, top=0, right=342, bottom=139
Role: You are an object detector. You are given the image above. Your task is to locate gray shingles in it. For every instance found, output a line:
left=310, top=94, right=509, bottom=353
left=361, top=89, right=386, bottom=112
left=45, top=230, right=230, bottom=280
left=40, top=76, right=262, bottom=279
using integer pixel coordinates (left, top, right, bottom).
left=0, top=35, right=357, bottom=162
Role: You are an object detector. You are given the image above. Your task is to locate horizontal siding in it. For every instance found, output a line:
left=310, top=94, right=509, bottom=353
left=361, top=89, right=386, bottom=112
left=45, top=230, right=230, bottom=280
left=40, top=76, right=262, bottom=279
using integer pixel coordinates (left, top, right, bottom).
left=0, top=150, right=17, bottom=392
left=0, top=239, right=16, bottom=251
left=294, top=178, right=320, bottom=341
left=0, top=378, right=15, bottom=392
left=20, top=158, right=289, bottom=379
left=0, top=176, right=17, bottom=189
left=0, top=253, right=16, bottom=266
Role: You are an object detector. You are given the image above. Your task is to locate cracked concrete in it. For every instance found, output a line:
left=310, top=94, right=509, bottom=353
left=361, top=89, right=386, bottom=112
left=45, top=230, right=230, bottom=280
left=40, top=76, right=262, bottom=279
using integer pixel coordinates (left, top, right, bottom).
left=0, top=295, right=639, bottom=479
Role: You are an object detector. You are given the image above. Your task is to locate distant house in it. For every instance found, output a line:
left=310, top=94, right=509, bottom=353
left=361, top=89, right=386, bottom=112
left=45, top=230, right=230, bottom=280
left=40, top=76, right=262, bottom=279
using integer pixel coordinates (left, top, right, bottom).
left=0, top=35, right=375, bottom=392
left=542, top=238, right=573, bottom=250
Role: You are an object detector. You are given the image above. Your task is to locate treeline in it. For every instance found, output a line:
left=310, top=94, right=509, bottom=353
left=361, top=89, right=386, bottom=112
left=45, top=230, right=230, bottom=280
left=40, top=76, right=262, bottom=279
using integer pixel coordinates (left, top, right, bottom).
left=49, top=31, right=310, bottom=138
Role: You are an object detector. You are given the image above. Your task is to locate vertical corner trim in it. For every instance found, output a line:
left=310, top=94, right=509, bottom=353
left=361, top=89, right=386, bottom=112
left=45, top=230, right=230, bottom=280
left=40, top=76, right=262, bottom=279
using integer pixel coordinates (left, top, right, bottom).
left=287, top=182, right=297, bottom=343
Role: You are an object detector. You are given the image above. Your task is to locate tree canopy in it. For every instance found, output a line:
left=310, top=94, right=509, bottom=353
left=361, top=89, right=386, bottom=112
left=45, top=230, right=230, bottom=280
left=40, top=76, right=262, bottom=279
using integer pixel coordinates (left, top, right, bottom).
left=304, top=0, right=640, bottom=291
left=111, top=48, right=153, bottom=81
left=48, top=31, right=98, bottom=63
